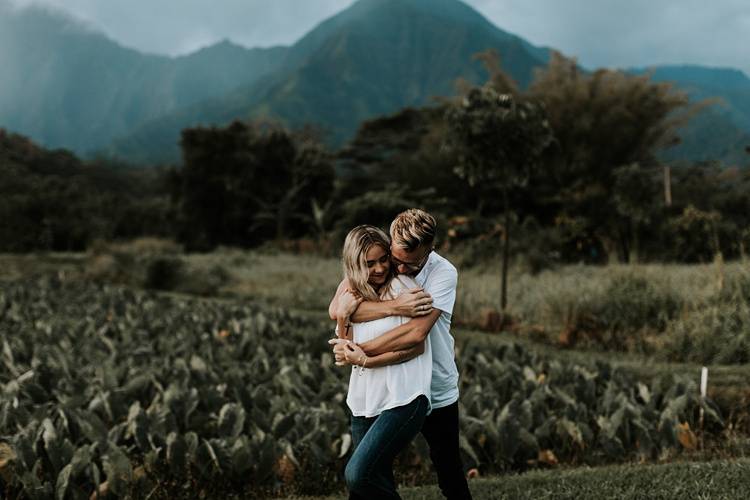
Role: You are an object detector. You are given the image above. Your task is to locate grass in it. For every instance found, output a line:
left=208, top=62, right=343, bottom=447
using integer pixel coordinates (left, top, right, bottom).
left=202, top=249, right=342, bottom=312
left=0, top=251, right=84, bottom=280
left=194, top=251, right=750, bottom=365
left=3, top=248, right=750, bottom=362
left=288, top=459, right=750, bottom=500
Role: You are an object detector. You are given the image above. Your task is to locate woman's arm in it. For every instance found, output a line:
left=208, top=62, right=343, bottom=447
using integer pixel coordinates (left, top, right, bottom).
left=330, top=282, right=362, bottom=342
left=328, top=279, right=349, bottom=320
left=336, top=314, right=353, bottom=341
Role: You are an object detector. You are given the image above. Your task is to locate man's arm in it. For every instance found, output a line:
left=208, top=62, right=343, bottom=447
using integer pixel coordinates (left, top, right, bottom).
left=362, top=341, right=425, bottom=367
left=359, top=264, right=457, bottom=356
left=359, top=308, right=442, bottom=356
left=329, top=280, right=434, bottom=322
left=331, top=338, right=426, bottom=368
left=351, top=287, right=433, bottom=322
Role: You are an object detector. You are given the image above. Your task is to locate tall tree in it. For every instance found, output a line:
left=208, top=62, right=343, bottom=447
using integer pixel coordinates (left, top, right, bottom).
left=445, top=85, right=553, bottom=311
left=527, top=52, right=705, bottom=262
left=176, top=121, right=334, bottom=250
left=612, top=163, right=662, bottom=262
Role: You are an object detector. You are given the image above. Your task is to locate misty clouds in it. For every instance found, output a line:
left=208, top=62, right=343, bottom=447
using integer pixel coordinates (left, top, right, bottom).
left=7, top=0, right=750, bottom=74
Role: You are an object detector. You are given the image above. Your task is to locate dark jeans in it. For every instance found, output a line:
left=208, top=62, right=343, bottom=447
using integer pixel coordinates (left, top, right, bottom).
left=421, top=401, right=473, bottom=500
left=346, top=395, right=429, bottom=500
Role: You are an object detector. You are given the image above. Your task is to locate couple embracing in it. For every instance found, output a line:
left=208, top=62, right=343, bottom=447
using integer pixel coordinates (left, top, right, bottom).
left=329, top=209, right=472, bottom=500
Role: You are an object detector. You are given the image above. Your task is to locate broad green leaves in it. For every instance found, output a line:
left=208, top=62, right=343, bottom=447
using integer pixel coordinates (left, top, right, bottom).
left=0, top=277, right=726, bottom=497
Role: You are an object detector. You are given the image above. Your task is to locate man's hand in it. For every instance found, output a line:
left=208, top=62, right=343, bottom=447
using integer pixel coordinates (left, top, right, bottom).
left=336, top=290, right=362, bottom=321
left=393, top=288, right=433, bottom=317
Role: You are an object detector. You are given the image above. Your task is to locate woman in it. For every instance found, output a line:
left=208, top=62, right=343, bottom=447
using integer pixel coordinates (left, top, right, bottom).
left=330, top=225, right=432, bottom=499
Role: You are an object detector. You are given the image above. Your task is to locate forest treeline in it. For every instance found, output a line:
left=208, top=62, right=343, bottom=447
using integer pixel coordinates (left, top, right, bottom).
left=1, top=52, right=749, bottom=266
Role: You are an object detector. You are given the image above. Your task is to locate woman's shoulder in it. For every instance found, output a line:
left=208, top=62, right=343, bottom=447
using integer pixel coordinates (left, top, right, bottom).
left=389, top=274, right=419, bottom=294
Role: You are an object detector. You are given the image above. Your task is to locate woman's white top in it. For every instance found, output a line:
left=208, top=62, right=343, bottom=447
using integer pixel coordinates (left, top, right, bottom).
left=346, top=275, right=432, bottom=418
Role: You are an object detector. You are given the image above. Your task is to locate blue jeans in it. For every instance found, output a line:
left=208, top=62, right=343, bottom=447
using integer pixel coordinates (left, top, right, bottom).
left=346, top=395, right=429, bottom=499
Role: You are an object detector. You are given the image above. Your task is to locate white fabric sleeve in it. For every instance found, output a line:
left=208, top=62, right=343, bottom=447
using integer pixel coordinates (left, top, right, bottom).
left=423, top=266, right=457, bottom=315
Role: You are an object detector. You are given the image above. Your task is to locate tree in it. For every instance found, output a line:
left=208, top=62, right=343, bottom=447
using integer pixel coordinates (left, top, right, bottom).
left=612, top=163, right=662, bottom=263
left=176, top=121, right=334, bottom=250
left=527, top=52, right=706, bottom=262
left=0, top=129, right=170, bottom=251
left=336, top=106, right=482, bottom=215
left=445, top=85, right=553, bottom=311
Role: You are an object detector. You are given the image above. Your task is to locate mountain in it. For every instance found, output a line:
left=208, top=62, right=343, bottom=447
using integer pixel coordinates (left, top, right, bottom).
left=0, top=1, right=286, bottom=154
left=629, top=65, right=750, bottom=166
left=109, top=0, right=551, bottom=163
left=644, top=65, right=750, bottom=130
left=2, top=0, right=748, bottom=167
left=113, top=0, right=750, bottom=166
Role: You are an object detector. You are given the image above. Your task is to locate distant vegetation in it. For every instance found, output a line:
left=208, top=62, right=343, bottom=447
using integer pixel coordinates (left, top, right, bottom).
left=2, top=51, right=749, bottom=270
left=0, top=130, right=173, bottom=252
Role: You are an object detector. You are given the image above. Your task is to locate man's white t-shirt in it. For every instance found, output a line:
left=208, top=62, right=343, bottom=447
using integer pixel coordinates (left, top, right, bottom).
left=414, top=251, right=459, bottom=409
left=347, top=275, right=433, bottom=418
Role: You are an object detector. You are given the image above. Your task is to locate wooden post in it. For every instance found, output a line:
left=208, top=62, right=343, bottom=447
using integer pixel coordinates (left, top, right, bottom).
left=663, top=165, right=672, bottom=207
left=699, top=366, right=708, bottom=449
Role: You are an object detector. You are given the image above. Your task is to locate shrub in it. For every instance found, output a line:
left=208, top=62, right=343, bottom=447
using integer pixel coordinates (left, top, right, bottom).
left=662, top=301, right=750, bottom=364
left=144, top=256, right=185, bottom=290
left=85, top=238, right=229, bottom=295
left=529, top=273, right=683, bottom=351
left=596, top=274, right=682, bottom=334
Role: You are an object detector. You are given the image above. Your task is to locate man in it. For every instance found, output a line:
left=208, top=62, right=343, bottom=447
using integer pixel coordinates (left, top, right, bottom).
left=330, top=208, right=472, bottom=500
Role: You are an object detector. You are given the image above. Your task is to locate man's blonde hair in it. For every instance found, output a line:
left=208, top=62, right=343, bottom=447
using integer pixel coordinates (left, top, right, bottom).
left=390, top=209, right=436, bottom=251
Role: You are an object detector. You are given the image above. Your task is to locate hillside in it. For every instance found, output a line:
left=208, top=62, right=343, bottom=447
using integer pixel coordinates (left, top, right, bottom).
left=107, top=0, right=551, bottom=163
left=0, top=1, right=286, bottom=154
left=1, top=0, right=748, bottom=166
left=631, top=65, right=750, bottom=166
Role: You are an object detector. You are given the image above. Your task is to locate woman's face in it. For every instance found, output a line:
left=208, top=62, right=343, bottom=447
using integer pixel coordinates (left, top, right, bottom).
left=365, top=244, right=390, bottom=287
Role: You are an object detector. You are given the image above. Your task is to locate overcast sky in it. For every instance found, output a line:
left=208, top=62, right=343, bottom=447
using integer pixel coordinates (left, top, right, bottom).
left=8, top=0, right=750, bottom=75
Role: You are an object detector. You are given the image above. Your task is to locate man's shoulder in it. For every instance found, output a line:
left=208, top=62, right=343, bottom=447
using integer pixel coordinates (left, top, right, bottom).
left=429, top=252, right=457, bottom=277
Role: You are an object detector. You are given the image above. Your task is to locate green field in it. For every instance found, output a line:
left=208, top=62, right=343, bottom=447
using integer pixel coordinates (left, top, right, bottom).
left=1, top=249, right=749, bottom=499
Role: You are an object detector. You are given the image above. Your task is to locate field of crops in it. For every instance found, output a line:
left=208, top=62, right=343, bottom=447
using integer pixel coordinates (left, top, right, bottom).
left=0, top=272, right=732, bottom=499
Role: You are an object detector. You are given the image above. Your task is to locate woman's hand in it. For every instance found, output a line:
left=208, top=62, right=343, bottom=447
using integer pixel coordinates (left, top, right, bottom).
left=327, top=338, right=367, bottom=366
left=336, top=289, right=362, bottom=321
left=342, top=342, right=368, bottom=366
left=329, top=338, right=354, bottom=366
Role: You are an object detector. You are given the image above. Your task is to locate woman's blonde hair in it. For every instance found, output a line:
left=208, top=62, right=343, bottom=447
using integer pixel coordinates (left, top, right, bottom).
left=342, top=225, right=395, bottom=301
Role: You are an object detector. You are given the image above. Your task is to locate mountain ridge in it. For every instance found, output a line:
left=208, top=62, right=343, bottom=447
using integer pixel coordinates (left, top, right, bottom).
left=0, top=0, right=747, bottom=167
left=0, top=1, right=287, bottom=153
left=107, top=0, right=552, bottom=162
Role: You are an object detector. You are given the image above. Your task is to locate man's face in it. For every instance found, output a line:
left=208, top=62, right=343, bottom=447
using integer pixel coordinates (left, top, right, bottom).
left=390, top=243, right=431, bottom=277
